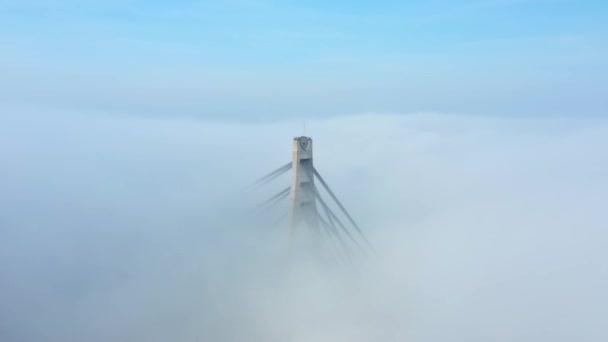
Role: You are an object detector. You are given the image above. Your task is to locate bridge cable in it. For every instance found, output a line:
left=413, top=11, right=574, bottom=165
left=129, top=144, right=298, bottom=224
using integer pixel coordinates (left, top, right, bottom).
left=312, top=166, right=374, bottom=251
left=312, top=184, right=367, bottom=254
left=253, top=162, right=292, bottom=186
left=316, top=211, right=352, bottom=262
left=256, top=186, right=290, bottom=209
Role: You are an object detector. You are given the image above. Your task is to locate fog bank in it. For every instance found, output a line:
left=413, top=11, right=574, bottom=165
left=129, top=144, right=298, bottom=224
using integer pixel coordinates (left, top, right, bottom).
left=1, top=107, right=607, bottom=341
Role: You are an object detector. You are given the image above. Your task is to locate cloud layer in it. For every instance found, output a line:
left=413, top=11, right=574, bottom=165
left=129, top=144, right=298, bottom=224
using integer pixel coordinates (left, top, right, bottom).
left=0, top=108, right=607, bottom=341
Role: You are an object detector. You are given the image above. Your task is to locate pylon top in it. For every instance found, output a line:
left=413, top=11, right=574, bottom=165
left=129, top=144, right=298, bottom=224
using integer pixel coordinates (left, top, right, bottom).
left=293, top=136, right=313, bottom=159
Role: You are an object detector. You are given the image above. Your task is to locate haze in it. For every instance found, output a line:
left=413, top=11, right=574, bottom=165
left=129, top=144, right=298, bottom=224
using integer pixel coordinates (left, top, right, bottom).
left=1, top=1, right=608, bottom=341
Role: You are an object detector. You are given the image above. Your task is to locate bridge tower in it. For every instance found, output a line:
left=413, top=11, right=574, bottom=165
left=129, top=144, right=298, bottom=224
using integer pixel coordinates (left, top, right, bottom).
left=287, top=136, right=320, bottom=239
left=251, top=136, right=372, bottom=259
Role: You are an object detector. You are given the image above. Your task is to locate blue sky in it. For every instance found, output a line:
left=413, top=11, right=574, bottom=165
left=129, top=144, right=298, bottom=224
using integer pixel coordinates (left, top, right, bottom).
left=1, top=0, right=607, bottom=120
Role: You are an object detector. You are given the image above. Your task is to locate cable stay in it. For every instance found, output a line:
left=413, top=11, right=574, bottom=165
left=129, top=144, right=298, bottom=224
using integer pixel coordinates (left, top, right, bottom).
left=245, top=136, right=374, bottom=262
left=253, top=162, right=292, bottom=187
left=256, top=186, right=290, bottom=210
left=301, top=164, right=368, bottom=254
left=312, top=184, right=367, bottom=254
left=306, top=166, right=344, bottom=246
left=317, top=201, right=352, bottom=259
left=316, top=212, right=352, bottom=263
left=314, top=204, right=345, bottom=248
left=312, top=166, right=374, bottom=251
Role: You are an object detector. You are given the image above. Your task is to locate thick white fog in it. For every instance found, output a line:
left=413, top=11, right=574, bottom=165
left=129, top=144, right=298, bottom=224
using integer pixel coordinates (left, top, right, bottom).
left=1, top=107, right=607, bottom=341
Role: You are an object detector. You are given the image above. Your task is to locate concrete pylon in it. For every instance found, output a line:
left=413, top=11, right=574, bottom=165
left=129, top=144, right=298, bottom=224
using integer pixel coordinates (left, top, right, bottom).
left=288, top=136, right=320, bottom=240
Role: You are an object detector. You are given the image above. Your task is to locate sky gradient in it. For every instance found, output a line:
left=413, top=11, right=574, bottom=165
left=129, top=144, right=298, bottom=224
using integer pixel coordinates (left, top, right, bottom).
left=1, top=0, right=607, bottom=120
